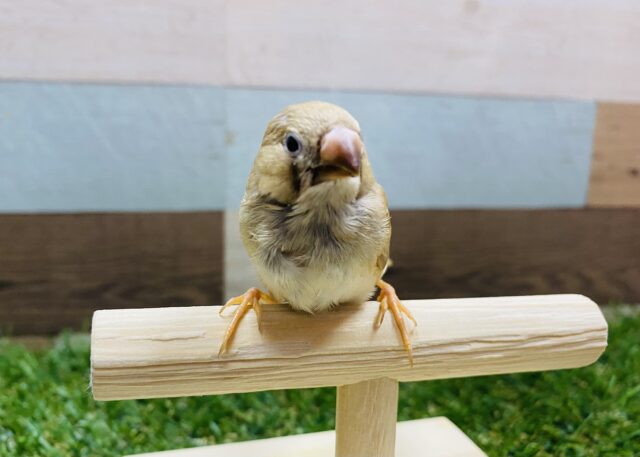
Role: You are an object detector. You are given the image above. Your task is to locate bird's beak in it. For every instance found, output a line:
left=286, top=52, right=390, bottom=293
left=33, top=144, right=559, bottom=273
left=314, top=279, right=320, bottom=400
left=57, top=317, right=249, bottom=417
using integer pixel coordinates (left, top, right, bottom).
left=316, top=126, right=362, bottom=181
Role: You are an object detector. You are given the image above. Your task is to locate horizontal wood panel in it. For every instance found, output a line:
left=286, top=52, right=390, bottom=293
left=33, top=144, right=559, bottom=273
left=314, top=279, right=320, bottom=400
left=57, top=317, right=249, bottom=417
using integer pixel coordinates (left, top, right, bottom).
left=386, top=209, right=640, bottom=304
left=588, top=103, right=640, bottom=207
left=90, top=295, right=605, bottom=398
left=2, top=209, right=638, bottom=335
left=0, top=213, right=223, bottom=335
left=0, top=83, right=226, bottom=212
left=0, top=0, right=226, bottom=85
left=226, top=209, right=640, bottom=305
left=1, top=1, right=639, bottom=101
left=226, top=90, right=595, bottom=209
left=0, top=83, right=595, bottom=212
left=126, top=418, right=487, bottom=457
left=226, top=0, right=640, bottom=101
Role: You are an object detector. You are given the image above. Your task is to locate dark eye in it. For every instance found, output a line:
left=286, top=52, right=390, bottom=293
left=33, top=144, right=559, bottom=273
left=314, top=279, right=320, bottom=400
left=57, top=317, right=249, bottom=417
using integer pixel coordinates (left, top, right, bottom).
left=285, top=133, right=301, bottom=155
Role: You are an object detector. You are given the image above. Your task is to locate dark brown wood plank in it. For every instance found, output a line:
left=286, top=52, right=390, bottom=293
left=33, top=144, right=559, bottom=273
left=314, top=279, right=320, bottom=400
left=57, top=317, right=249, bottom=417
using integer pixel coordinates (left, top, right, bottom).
left=0, top=212, right=222, bottom=335
left=2, top=209, right=638, bottom=336
left=386, top=209, right=640, bottom=304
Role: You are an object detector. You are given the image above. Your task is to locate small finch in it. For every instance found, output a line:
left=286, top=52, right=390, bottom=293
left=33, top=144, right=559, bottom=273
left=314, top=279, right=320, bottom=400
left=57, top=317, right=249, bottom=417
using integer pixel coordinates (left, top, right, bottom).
left=219, top=101, right=416, bottom=364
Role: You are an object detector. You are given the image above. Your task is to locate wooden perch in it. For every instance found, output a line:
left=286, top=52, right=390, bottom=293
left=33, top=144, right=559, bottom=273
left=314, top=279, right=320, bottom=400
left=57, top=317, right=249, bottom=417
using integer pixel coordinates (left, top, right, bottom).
left=91, top=294, right=607, bottom=401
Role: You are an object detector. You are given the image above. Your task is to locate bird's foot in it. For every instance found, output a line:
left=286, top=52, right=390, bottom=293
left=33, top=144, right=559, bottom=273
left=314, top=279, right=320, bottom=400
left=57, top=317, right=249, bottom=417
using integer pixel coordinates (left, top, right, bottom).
left=218, top=287, right=278, bottom=356
left=375, top=279, right=417, bottom=366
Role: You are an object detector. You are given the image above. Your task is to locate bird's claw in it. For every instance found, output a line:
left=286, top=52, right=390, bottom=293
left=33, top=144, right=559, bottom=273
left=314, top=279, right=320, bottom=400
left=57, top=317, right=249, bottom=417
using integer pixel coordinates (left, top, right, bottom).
left=375, top=279, right=417, bottom=366
left=218, top=287, right=277, bottom=356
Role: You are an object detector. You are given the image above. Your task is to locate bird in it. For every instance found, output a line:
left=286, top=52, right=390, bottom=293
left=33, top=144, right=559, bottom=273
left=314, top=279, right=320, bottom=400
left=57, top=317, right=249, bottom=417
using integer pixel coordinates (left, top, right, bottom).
left=218, top=101, right=417, bottom=365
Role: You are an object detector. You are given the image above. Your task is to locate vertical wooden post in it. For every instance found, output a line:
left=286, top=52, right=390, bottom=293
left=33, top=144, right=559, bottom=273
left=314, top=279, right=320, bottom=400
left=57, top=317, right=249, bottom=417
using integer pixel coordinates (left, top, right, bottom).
left=335, top=378, right=399, bottom=457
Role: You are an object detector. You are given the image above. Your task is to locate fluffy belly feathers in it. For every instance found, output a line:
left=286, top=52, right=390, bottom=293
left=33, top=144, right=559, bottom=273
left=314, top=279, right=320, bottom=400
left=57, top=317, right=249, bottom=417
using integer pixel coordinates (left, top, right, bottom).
left=256, top=253, right=379, bottom=313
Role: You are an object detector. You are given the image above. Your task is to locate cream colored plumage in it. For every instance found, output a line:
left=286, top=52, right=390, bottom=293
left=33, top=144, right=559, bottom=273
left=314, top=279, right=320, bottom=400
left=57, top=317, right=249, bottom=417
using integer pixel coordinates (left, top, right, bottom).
left=219, top=101, right=416, bottom=364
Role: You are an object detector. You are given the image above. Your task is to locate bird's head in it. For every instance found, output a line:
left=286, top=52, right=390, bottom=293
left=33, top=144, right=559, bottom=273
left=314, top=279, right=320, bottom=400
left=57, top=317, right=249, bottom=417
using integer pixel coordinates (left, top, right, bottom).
left=248, top=101, right=376, bottom=205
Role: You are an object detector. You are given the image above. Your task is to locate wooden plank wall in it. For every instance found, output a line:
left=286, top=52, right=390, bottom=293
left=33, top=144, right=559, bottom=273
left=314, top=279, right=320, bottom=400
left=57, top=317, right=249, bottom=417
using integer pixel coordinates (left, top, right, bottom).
left=588, top=104, right=640, bottom=207
left=2, top=208, right=637, bottom=334
left=0, top=84, right=227, bottom=212
left=1, top=1, right=639, bottom=101
left=0, top=213, right=223, bottom=334
left=225, top=208, right=640, bottom=305
left=0, top=0, right=639, bottom=334
left=0, top=85, right=595, bottom=212
left=387, top=210, right=640, bottom=304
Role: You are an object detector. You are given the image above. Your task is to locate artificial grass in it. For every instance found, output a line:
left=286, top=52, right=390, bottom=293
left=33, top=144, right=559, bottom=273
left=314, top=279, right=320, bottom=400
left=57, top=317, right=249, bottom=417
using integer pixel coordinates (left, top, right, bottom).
left=0, top=308, right=638, bottom=457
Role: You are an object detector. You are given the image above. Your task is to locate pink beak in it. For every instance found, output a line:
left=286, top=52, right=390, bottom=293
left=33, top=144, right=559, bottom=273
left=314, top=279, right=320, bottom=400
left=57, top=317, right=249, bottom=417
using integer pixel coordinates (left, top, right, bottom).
left=319, top=126, right=362, bottom=175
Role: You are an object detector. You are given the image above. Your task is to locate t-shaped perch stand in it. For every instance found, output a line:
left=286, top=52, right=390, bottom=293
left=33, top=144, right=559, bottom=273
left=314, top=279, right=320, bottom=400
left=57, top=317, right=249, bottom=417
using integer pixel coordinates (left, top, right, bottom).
left=91, top=294, right=607, bottom=457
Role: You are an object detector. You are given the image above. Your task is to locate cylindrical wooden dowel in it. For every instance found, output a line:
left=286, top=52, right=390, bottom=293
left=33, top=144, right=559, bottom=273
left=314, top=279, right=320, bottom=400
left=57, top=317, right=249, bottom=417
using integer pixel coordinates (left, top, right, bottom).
left=336, top=378, right=399, bottom=457
left=91, top=294, right=607, bottom=400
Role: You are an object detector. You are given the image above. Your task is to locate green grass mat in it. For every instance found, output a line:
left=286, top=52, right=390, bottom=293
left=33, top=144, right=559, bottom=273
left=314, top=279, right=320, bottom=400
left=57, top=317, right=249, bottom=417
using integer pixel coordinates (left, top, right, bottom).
left=1, top=308, right=638, bottom=457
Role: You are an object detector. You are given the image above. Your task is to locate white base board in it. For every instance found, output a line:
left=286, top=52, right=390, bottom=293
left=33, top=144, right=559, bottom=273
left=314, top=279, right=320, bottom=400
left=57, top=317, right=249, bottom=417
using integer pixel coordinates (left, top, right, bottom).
left=129, top=417, right=487, bottom=457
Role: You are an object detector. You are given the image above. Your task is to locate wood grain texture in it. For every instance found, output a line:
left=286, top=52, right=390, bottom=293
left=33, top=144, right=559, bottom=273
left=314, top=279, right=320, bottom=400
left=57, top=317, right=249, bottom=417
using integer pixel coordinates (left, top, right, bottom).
left=0, top=83, right=226, bottom=212
left=0, top=0, right=226, bottom=84
left=90, top=295, right=607, bottom=400
left=226, top=0, right=640, bottom=101
left=225, top=208, right=640, bottom=305
left=2, top=1, right=639, bottom=102
left=588, top=103, right=640, bottom=207
left=0, top=213, right=222, bottom=335
left=386, top=209, right=640, bottom=304
left=2, top=209, right=639, bottom=336
left=225, top=90, right=595, bottom=209
left=336, top=379, right=398, bottom=457
left=126, top=417, right=487, bottom=457
left=0, top=84, right=595, bottom=213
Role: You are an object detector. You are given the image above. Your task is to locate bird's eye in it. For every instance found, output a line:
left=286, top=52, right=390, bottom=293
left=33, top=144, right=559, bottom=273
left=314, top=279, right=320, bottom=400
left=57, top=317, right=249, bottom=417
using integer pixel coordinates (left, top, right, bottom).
left=285, top=133, right=301, bottom=155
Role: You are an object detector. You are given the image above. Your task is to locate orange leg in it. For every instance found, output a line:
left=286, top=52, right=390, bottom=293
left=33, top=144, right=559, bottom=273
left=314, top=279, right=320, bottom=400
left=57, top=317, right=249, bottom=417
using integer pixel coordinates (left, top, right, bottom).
left=218, top=287, right=277, bottom=356
left=375, top=279, right=417, bottom=366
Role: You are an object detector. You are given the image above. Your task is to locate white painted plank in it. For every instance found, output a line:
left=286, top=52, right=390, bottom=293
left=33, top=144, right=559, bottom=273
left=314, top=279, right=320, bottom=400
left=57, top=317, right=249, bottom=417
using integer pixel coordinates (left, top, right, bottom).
left=126, top=417, right=487, bottom=457
left=225, top=0, right=640, bottom=102
left=0, top=0, right=226, bottom=85
left=3, top=1, right=638, bottom=101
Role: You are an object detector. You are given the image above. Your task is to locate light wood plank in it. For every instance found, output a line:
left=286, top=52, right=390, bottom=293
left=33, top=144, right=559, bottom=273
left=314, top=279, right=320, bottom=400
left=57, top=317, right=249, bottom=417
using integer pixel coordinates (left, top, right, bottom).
left=90, top=294, right=607, bottom=400
left=588, top=103, right=640, bottom=207
left=126, top=417, right=487, bottom=457
left=336, top=379, right=398, bottom=457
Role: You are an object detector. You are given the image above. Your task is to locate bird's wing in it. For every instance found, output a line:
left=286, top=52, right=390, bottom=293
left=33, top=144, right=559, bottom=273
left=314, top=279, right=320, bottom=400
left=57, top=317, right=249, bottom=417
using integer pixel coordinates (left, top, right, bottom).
left=369, top=182, right=392, bottom=281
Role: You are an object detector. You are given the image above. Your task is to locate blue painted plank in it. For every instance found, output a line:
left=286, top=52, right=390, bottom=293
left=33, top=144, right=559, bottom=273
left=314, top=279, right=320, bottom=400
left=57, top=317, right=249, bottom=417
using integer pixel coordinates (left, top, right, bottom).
left=0, top=83, right=226, bottom=212
left=0, top=83, right=596, bottom=212
left=226, top=90, right=596, bottom=209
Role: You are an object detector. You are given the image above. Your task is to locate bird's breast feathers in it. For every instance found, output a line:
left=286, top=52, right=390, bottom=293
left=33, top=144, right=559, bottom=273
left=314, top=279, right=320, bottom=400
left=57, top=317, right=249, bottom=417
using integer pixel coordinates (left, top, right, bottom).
left=240, top=181, right=390, bottom=313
